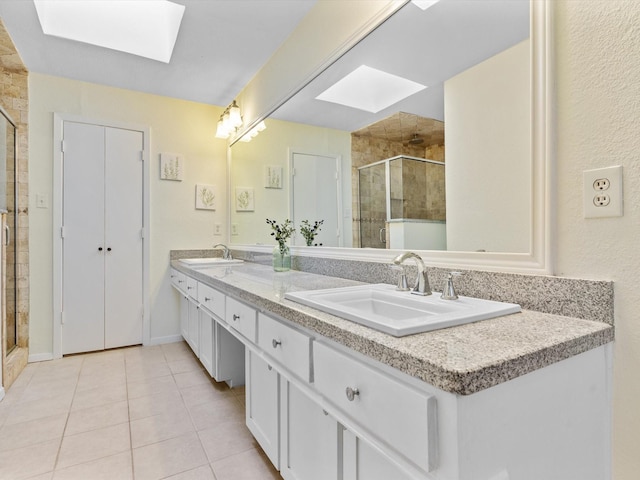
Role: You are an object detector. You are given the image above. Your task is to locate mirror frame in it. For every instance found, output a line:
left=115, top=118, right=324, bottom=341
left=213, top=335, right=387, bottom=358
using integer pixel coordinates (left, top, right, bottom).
left=227, top=0, right=554, bottom=274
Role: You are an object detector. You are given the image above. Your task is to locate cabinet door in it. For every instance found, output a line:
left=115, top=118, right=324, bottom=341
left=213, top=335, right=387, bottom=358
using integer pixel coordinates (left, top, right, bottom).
left=343, top=429, right=414, bottom=480
left=199, top=309, right=214, bottom=376
left=179, top=294, right=189, bottom=342
left=214, top=323, right=245, bottom=387
left=245, top=349, right=279, bottom=469
left=280, top=381, right=339, bottom=480
left=187, top=298, right=200, bottom=357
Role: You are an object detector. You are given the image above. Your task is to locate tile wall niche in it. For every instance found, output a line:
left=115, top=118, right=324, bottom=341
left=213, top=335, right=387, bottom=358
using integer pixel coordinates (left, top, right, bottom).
left=0, top=19, right=29, bottom=390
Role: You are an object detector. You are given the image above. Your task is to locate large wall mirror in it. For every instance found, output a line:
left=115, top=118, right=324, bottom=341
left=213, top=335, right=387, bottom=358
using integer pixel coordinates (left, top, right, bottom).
left=229, top=0, right=552, bottom=273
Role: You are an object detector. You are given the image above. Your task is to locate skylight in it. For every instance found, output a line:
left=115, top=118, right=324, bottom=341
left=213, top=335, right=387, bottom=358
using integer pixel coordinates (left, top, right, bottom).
left=33, top=0, right=186, bottom=63
left=315, top=65, right=427, bottom=113
left=411, top=0, right=441, bottom=11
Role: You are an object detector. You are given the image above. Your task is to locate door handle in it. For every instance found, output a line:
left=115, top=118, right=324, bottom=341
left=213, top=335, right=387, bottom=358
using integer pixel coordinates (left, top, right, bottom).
left=379, top=227, right=386, bottom=244
left=4, top=225, right=9, bottom=246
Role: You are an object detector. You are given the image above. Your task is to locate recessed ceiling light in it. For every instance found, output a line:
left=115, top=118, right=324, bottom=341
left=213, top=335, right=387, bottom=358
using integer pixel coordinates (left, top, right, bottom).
left=33, top=0, right=186, bottom=63
left=411, top=0, right=441, bottom=11
left=315, top=65, right=427, bottom=113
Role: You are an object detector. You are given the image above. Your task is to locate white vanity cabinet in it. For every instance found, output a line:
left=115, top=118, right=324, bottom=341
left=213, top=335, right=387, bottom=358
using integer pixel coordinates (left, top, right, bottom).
left=245, top=349, right=280, bottom=468
left=342, top=429, right=415, bottom=480
left=171, top=268, right=245, bottom=387
left=225, top=296, right=257, bottom=342
left=246, top=313, right=340, bottom=480
left=314, top=341, right=437, bottom=479
left=171, top=265, right=612, bottom=480
left=280, top=378, right=340, bottom=480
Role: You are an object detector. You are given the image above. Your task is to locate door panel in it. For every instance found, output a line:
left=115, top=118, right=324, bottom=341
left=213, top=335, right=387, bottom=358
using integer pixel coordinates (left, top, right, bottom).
left=291, top=153, right=340, bottom=247
left=62, top=122, right=144, bottom=354
left=62, top=122, right=106, bottom=354
left=104, top=127, right=143, bottom=348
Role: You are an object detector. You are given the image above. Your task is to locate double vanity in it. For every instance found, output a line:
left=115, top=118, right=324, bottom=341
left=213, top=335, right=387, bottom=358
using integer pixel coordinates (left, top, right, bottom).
left=170, top=251, right=613, bottom=480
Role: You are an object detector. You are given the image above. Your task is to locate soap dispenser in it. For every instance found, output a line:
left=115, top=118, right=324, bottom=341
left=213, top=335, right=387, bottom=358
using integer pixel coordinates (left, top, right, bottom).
left=441, top=271, right=462, bottom=300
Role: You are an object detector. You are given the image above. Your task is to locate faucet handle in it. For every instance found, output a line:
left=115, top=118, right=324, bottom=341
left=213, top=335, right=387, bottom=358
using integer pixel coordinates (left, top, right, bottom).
left=441, top=271, right=462, bottom=300
left=391, top=265, right=410, bottom=291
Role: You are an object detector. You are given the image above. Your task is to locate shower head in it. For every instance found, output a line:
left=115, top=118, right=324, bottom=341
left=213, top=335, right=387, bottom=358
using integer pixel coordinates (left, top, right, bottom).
left=408, top=133, right=424, bottom=145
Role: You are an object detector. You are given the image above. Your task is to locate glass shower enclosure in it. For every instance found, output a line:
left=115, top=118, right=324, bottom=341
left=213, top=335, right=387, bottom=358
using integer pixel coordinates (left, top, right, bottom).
left=358, top=155, right=446, bottom=250
left=0, top=106, right=17, bottom=358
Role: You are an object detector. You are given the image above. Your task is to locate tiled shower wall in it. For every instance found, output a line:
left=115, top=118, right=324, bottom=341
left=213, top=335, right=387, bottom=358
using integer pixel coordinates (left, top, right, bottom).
left=0, top=20, right=29, bottom=389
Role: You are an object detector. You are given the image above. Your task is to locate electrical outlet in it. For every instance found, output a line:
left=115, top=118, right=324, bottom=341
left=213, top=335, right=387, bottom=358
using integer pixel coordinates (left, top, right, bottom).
left=593, top=178, right=610, bottom=191
left=231, top=224, right=239, bottom=236
left=214, top=223, right=222, bottom=235
left=583, top=166, right=623, bottom=218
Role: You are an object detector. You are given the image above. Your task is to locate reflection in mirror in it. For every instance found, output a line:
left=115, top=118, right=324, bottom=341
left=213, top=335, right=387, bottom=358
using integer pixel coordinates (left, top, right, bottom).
left=230, top=0, right=531, bottom=254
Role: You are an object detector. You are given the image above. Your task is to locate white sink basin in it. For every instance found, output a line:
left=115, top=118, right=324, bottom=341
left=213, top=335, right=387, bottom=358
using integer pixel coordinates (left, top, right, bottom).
left=284, top=283, right=521, bottom=337
left=179, top=257, right=244, bottom=268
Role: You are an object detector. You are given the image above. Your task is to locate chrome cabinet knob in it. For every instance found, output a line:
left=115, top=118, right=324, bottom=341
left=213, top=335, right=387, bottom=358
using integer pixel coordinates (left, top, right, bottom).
left=272, top=339, right=281, bottom=348
left=345, top=387, right=360, bottom=402
left=204, top=297, right=211, bottom=302
left=232, top=314, right=240, bottom=321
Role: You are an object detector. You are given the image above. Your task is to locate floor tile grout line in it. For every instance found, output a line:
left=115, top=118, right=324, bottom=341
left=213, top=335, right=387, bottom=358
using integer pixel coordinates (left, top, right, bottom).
left=52, top=354, right=85, bottom=473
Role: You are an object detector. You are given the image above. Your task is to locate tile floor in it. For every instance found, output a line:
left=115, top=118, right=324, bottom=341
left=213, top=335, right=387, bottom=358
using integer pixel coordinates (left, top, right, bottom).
left=0, top=342, right=282, bottom=480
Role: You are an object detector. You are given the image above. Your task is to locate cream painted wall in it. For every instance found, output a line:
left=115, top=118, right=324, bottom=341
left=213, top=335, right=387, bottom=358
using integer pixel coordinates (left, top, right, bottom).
left=230, top=117, right=351, bottom=246
left=554, top=2, right=640, bottom=479
left=444, top=40, right=530, bottom=253
left=29, top=73, right=227, bottom=355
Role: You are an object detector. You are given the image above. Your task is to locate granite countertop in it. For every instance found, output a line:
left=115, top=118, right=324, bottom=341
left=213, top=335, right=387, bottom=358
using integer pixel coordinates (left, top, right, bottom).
left=171, top=261, right=614, bottom=395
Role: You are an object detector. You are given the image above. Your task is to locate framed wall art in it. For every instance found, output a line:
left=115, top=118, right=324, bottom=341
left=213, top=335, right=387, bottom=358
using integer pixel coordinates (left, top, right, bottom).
left=195, top=184, right=216, bottom=210
left=160, top=153, right=184, bottom=181
left=235, top=187, right=255, bottom=211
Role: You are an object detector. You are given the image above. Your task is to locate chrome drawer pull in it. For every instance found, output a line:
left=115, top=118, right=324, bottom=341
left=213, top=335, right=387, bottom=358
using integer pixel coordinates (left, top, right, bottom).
left=345, top=387, right=360, bottom=402
left=233, top=314, right=240, bottom=321
left=272, top=339, right=281, bottom=348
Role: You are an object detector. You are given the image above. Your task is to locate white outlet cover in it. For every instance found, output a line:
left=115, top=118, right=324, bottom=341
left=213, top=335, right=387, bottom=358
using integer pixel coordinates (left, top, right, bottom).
left=583, top=166, right=623, bottom=218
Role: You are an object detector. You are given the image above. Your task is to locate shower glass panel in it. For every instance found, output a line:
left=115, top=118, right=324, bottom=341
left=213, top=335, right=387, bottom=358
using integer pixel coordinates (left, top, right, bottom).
left=0, top=108, right=17, bottom=355
left=358, top=156, right=446, bottom=250
left=358, top=162, right=387, bottom=248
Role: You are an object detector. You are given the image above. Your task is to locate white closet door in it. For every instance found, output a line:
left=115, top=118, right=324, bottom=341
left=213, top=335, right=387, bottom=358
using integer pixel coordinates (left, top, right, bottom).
left=291, top=153, right=340, bottom=247
left=104, top=127, right=143, bottom=348
left=62, top=122, right=106, bottom=354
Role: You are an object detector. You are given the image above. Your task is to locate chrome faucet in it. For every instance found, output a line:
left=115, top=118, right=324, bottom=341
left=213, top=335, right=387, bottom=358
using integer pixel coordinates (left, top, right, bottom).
left=392, top=252, right=432, bottom=296
left=213, top=243, right=232, bottom=260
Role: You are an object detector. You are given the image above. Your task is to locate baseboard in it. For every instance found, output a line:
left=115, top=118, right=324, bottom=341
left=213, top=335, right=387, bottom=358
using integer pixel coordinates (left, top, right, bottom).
left=147, top=334, right=184, bottom=346
left=28, top=352, right=55, bottom=363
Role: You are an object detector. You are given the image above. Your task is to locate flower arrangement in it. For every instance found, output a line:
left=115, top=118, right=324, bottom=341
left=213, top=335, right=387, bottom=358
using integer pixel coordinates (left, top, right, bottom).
left=300, top=219, right=324, bottom=246
left=266, top=218, right=296, bottom=254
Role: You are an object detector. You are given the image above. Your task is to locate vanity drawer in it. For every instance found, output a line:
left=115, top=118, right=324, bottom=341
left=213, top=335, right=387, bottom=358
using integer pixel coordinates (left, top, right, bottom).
left=170, top=269, right=187, bottom=293
left=313, top=342, right=437, bottom=474
left=257, top=313, right=312, bottom=382
left=225, top=297, right=257, bottom=342
left=185, top=276, right=198, bottom=299
left=198, top=282, right=225, bottom=319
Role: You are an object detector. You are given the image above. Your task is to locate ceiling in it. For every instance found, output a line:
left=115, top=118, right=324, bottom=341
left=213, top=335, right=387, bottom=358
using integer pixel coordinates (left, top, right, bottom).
left=0, top=0, right=317, bottom=106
